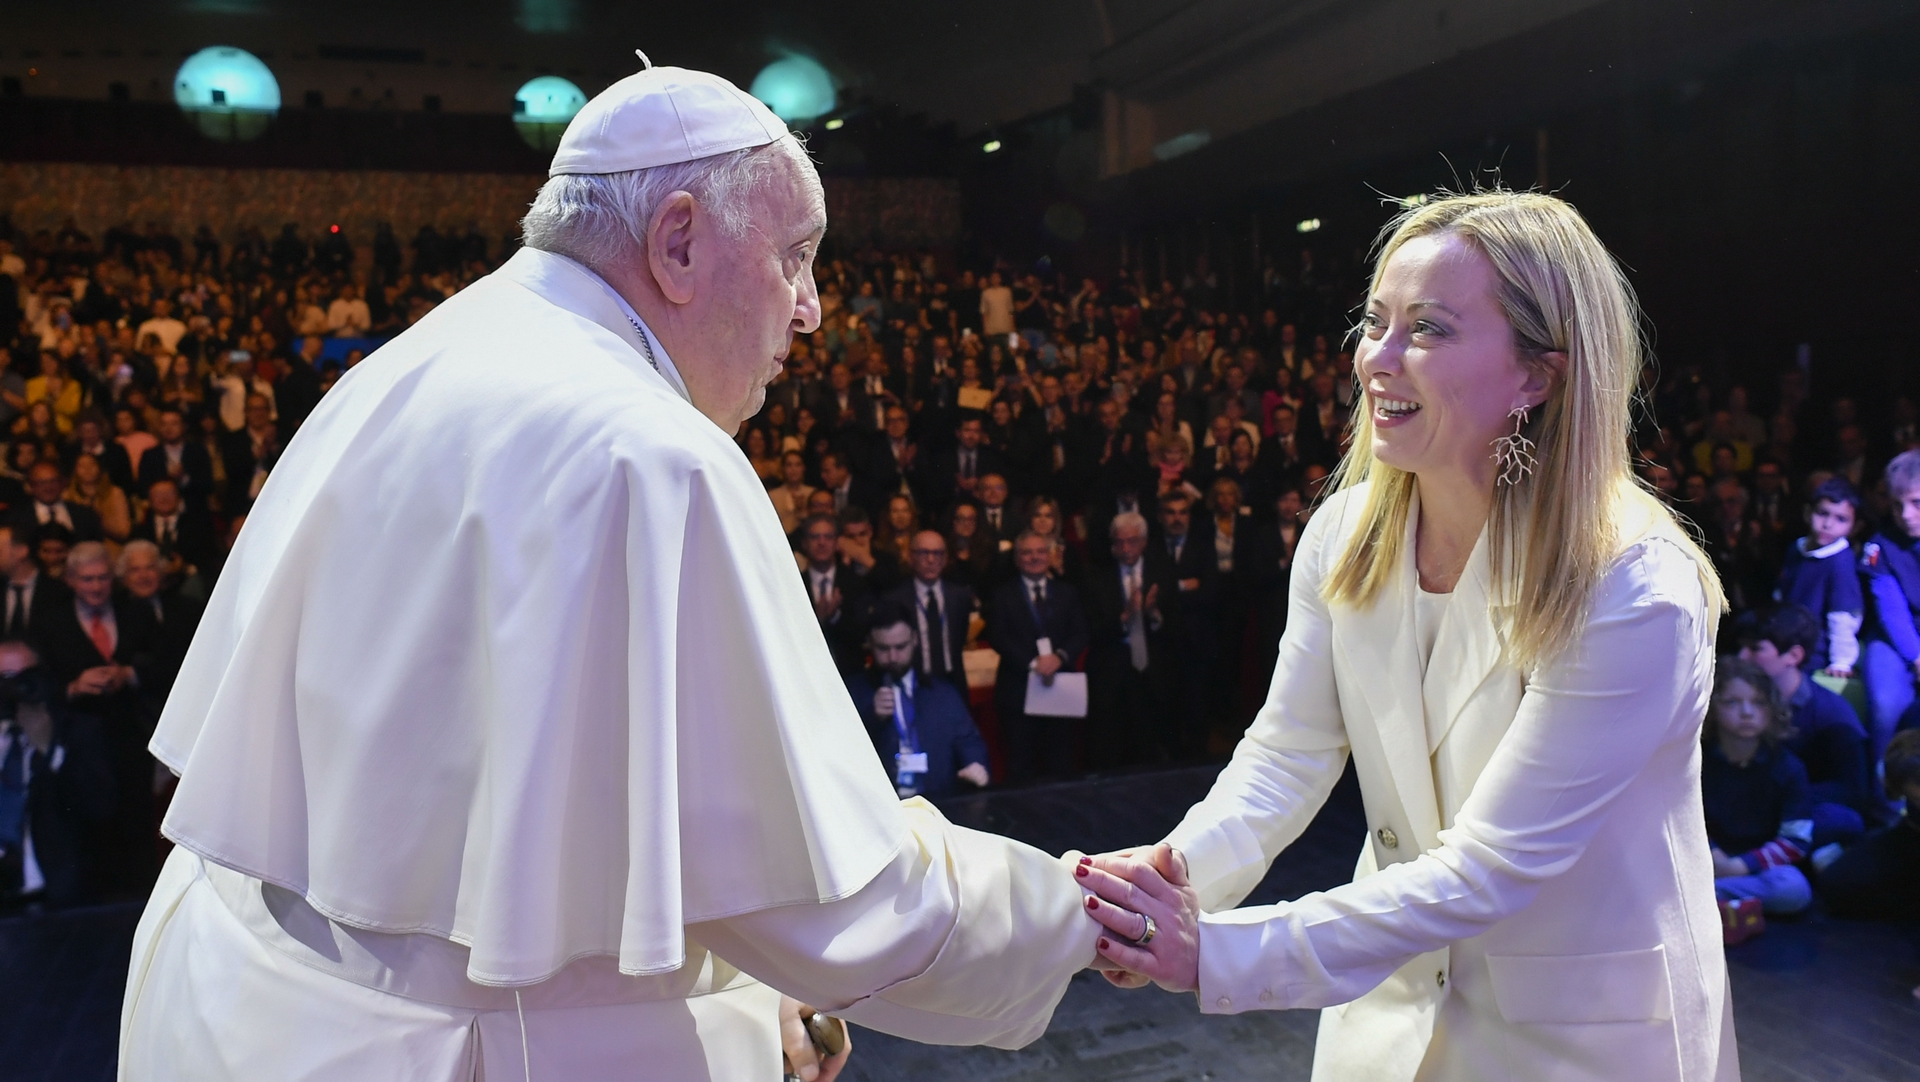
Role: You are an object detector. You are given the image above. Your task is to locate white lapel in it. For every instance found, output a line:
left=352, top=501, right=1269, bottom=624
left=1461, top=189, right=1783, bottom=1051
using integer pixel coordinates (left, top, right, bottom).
left=1422, top=528, right=1506, bottom=754
left=1331, top=486, right=1444, bottom=852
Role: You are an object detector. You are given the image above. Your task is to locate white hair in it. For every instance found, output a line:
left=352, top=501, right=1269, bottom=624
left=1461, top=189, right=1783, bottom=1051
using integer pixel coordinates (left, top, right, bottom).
left=519, top=135, right=814, bottom=272
left=67, top=541, right=112, bottom=575
left=1110, top=511, right=1149, bottom=539
left=116, top=539, right=161, bottom=578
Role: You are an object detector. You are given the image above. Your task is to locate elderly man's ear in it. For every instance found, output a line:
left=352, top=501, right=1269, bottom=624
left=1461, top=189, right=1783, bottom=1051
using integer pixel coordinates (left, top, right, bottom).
left=647, top=192, right=700, bottom=304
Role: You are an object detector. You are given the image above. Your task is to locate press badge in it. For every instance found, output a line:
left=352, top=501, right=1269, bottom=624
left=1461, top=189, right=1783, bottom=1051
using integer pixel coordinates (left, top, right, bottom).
left=896, top=752, right=929, bottom=774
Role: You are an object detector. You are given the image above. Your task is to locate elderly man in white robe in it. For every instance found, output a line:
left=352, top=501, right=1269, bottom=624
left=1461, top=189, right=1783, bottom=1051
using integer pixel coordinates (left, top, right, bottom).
left=120, top=62, right=1102, bottom=1082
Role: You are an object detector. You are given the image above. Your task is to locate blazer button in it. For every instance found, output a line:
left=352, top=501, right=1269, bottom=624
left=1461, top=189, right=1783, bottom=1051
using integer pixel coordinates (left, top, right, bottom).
left=1258, top=990, right=1273, bottom=1004
left=1216, top=996, right=1232, bottom=1010
left=1376, top=827, right=1398, bottom=850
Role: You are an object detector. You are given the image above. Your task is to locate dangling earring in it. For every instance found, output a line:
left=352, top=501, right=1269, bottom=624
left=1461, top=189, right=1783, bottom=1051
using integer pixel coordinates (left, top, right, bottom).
left=1492, top=406, right=1537, bottom=486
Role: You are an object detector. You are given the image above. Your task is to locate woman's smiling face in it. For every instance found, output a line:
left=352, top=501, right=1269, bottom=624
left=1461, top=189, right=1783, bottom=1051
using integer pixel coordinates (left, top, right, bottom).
left=1354, top=232, right=1550, bottom=486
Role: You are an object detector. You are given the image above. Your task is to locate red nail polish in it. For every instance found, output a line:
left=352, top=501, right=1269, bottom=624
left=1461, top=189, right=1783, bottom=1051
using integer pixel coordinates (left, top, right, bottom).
left=1075, top=865, right=1089, bottom=878
left=1098, top=938, right=1110, bottom=950
left=1085, top=895, right=1098, bottom=910
left=1079, top=856, right=1092, bottom=866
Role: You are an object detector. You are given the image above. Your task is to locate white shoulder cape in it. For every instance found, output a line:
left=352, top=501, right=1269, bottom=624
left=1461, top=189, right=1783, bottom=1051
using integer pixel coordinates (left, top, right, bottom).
left=153, top=247, right=907, bottom=986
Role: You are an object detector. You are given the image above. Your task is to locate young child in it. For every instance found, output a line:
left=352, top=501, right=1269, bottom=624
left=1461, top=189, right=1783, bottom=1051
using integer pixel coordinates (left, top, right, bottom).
left=1705, top=657, right=1815, bottom=938
left=1774, top=476, right=1864, bottom=676
left=1861, top=451, right=1920, bottom=762
left=1738, top=605, right=1875, bottom=847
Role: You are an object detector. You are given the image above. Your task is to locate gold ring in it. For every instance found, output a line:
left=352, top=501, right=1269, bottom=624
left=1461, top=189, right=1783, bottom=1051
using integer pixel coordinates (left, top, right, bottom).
left=1136, top=914, right=1157, bottom=946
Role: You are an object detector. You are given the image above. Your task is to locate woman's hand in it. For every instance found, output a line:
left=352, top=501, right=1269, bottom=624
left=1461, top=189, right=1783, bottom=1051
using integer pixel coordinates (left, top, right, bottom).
left=1075, top=843, right=1201, bottom=993
left=779, top=996, right=849, bottom=1082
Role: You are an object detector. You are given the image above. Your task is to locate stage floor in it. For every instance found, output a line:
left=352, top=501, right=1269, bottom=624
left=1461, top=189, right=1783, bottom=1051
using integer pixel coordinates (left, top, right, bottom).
left=3, top=765, right=1916, bottom=1081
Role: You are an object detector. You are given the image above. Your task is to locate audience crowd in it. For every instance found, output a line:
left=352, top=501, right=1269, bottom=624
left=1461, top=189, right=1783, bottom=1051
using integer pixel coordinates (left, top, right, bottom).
left=0, top=214, right=1915, bottom=953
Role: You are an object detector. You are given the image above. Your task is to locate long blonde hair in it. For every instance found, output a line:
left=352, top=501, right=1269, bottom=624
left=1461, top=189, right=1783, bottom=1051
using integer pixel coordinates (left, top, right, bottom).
left=1323, top=190, right=1721, bottom=670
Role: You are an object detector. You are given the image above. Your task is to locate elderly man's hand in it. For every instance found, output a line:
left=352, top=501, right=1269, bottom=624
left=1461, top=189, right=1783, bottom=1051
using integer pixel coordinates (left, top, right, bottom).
left=779, top=996, right=849, bottom=1082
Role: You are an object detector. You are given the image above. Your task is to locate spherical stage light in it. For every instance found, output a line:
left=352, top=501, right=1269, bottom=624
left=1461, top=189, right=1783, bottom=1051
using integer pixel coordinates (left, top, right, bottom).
left=174, top=46, right=280, bottom=142
left=749, top=55, right=834, bottom=124
left=513, top=76, right=587, bottom=152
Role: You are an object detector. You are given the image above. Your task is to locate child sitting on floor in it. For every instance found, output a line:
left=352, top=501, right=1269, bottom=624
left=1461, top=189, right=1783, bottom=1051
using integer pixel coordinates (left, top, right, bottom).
left=1738, top=604, right=1876, bottom=848
left=1706, top=656, right=1815, bottom=940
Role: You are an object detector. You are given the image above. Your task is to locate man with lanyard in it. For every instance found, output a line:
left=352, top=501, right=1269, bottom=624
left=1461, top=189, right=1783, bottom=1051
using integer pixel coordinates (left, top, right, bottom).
left=846, top=604, right=989, bottom=800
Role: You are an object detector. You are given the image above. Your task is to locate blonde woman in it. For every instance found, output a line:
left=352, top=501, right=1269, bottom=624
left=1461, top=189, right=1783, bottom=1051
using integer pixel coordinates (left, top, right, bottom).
left=67, top=451, right=132, bottom=544
left=1079, top=191, right=1734, bottom=1081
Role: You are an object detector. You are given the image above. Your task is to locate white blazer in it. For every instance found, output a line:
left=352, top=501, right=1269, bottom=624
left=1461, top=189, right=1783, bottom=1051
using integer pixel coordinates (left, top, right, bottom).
left=1164, top=483, right=1739, bottom=1082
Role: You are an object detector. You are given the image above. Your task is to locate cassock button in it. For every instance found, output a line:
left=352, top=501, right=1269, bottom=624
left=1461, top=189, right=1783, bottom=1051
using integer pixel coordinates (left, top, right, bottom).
left=1376, top=827, right=1398, bottom=850
left=1216, top=996, right=1232, bottom=1010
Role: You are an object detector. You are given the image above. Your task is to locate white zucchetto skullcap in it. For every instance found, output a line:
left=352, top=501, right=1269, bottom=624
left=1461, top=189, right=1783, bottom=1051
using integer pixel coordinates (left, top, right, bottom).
left=547, top=60, right=789, bottom=177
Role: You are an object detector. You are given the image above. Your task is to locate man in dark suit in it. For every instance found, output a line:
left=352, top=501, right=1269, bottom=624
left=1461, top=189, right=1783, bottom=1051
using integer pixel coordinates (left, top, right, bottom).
left=845, top=604, right=990, bottom=799
left=14, top=462, right=102, bottom=544
left=797, top=513, right=873, bottom=677
left=882, top=530, right=976, bottom=685
left=816, top=451, right=884, bottom=519
left=274, top=336, right=325, bottom=438
left=219, top=392, right=281, bottom=514
left=128, top=479, right=219, bottom=589
left=1298, top=370, right=1348, bottom=467
left=35, top=542, right=167, bottom=897
left=116, top=539, right=202, bottom=708
left=135, top=408, right=217, bottom=514
left=1081, top=511, right=1179, bottom=770
left=68, top=414, right=136, bottom=495
left=975, top=473, right=1016, bottom=554
left=0, top=521, right=69, bottom=650
left=0, top=639, right=115, bottom=911
left=866, top=405, right=923, bottom=508
left=925, top=416, right=1002, bottom=516
left=1155, top=489, right=1220, bottom=759
left=986, top=531, right=1090, bottom=784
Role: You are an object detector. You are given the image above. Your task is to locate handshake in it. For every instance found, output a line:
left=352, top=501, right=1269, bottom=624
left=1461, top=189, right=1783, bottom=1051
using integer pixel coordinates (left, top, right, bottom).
left=1068, top=842, right=1204, bottom=994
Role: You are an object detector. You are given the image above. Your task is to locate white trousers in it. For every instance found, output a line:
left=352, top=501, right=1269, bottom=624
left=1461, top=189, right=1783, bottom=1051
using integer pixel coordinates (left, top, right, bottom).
left=120, top=848, right=784, bottom=1081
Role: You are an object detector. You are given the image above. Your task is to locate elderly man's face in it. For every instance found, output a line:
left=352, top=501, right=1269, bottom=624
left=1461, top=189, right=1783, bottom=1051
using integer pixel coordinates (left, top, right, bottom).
left=1015, top=536, right=1052, bottom=578
left=122, top=549, right=162, bottom=599
left=909, top=531, right=947, bottom=583
left=659, top=148, right=826, bottom=434
left=68, top=555, right=113, bottom=608
left=1111, top=523, right=1146, bottom=565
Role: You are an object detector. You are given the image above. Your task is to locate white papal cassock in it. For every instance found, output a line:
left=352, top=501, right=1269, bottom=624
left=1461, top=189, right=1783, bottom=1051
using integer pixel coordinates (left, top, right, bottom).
left=120, top=246, right=1100, bottom=1080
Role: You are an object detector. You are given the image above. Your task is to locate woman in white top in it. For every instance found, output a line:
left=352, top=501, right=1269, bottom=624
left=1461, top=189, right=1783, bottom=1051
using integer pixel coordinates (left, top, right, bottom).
left=1078, top=191, right=1736, bottom=1082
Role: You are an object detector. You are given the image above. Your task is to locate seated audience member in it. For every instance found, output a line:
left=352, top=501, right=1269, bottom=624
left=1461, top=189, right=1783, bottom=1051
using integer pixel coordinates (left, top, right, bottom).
left=986, top=530, right=1089, bottom=784
left=69, top=413, right=136, bottom=495
left=1738, top=605, right=1875, bottom=847
left=130, top=479, right=218, bottom=590
left=882, top=530, right=975, bottom=685
left=1861, top=450, right=1920, bottom=764
left=1706, top=657, right=1815, bottom=936
left=1820, top=729, right=1920, bottom=923
left=40, top=542, right=165, bottom=898
left=975, top=472, right=1015, bottom=553
left=844, top=604, right=989, bottom=799
left=1774, top=476, right=1864, bottom=675
left=797, top=512, right=872, bottom=676
left=65, top=452, right=131, bottom=545
left=135, top=408, right=215, bottom=513
left=34, top=523, right=74, bottom=582
left=766, top=451, right=815, bottom=535
left=942, top=500, right=991, bottom=592
left=835, top=505, right=901, bottom=594
left=14, top=462, right=102, bottom=543
left=0, top=639, right=114, bottom=911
